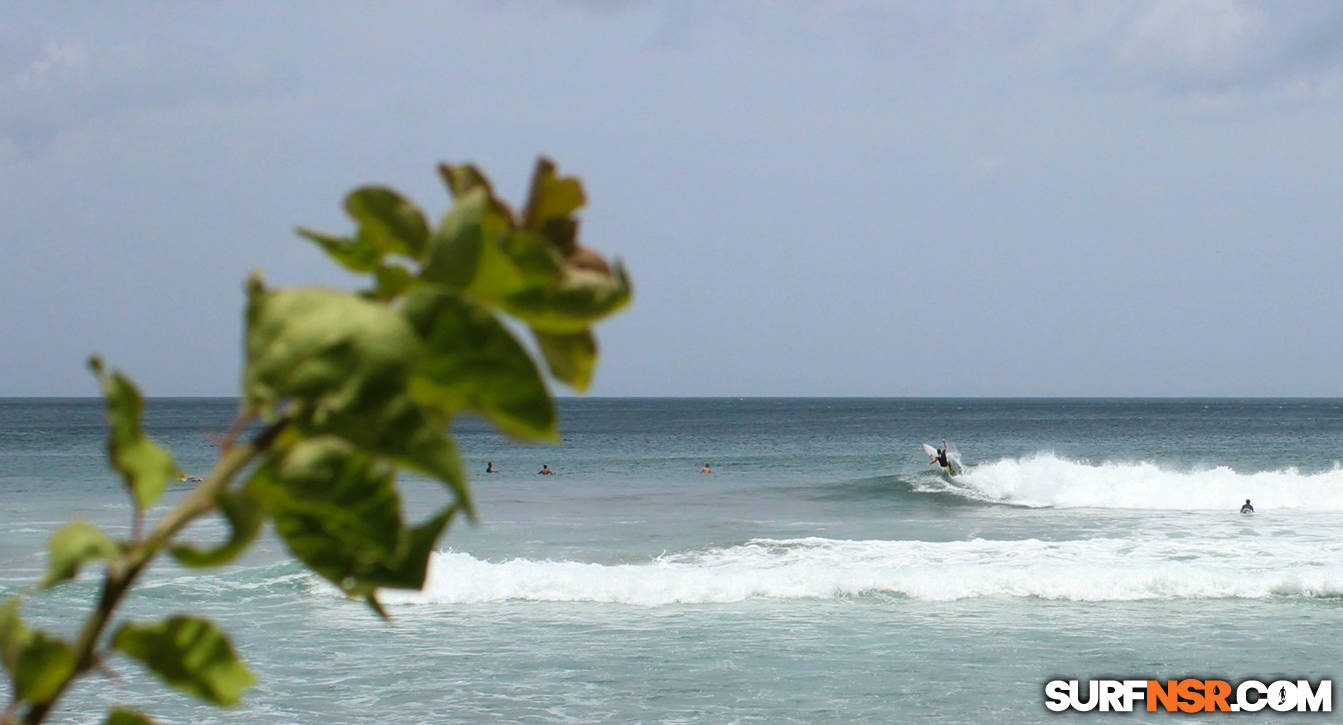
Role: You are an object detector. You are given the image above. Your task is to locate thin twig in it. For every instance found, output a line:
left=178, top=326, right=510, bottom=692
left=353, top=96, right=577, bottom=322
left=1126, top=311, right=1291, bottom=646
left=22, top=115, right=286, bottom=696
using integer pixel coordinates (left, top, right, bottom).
left=215, top=407, right=255, bottom=452
left=129, top=503, right=143, bottom=545
left=19, top=417, right=288, bottom=725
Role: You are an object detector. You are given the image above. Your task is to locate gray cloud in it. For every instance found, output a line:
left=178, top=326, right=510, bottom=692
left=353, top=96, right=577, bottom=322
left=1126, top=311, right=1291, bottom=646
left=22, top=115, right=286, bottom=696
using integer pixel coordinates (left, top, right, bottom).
left=1087, top=1, right=1343, bottom=97
left=1, top=30, right=289, bottom=159
left=548, top=1, right=1343, bottom=101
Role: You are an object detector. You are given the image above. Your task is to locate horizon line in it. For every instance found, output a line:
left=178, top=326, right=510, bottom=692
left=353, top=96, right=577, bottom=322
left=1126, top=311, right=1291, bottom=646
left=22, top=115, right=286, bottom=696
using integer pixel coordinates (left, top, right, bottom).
left=3, top=394, right=1343, bottom=401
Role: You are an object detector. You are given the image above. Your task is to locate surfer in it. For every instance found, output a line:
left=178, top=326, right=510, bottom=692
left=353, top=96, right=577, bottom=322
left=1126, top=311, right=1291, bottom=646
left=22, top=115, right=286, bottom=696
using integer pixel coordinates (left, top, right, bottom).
left=537, top=464, right=554, bottom=475
left=935, top=441, right=951, bottom=471
left=701, top=463, right=712, bottom=474
left=486, top=462, right=496, bottom=473
left=1241, top=499, right=1254, bottom=514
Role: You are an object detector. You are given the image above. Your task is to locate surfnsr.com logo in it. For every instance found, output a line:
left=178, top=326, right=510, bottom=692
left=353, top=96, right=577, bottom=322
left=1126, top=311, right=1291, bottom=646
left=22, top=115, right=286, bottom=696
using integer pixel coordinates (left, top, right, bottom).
left=1044, top=679, right=1332, bottom=713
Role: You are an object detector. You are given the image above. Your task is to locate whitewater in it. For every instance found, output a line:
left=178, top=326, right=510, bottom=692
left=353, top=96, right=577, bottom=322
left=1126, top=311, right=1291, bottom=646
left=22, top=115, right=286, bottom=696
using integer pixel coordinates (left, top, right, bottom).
left=381, top=531, right=1343, bottom=605
left=948, top=452, right=1343, bottom=510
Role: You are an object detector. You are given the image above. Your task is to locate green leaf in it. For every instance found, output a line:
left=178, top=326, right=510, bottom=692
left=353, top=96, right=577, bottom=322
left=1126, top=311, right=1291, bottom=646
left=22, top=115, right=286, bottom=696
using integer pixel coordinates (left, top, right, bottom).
left=0, top=598, right=24, bottom=682
left=105, top=709, right=154, bottom=725
left=89, top=358, right=179, bottom=510
left=295, top=228, right=381, bottom=273
left=43, top=521, right=119, bottom=588
left=498, top=230, right=565, bottom=281
left=298, top=395, right=470, bottom=513
left=533, top=329, right=598, bottom=392
left=521, top=158, right=585, bottom=253
left=112, top=616, right=254, bottom=706
left=244, top=283, right=469, bottom=509
left=372, top=264, right=415, bottom=300
left=502, top=260, right=632, bottom=334
left=0, top=599, right=77, bottom=704
left=401, top=289, right=555, bottom=441
left=383, top=505, right=456, bottom=590
left=420, top=187, right=523, bottom=294
left=243, top=285, right=422, bottom=414
left=255, top=438, right=402, bottom=558
left=170, top=490, right=263, bottom=568
left=344, top=187, right=429, bottom=261
left=421, top=161, right=628, bottom=338
left=250, top=440, right=461, bottom=605
left=436, top=162, right=496, bottom=201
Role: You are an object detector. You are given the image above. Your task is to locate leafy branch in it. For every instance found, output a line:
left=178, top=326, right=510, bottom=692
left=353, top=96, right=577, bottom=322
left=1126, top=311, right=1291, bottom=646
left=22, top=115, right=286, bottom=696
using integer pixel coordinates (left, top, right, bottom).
left=0, top=158, right=630, bottom=724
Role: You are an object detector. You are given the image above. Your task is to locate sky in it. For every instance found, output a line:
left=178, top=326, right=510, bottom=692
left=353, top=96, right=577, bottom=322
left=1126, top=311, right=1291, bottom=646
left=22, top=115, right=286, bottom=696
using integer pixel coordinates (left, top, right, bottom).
left=4, top=1, right=1343, bottom=397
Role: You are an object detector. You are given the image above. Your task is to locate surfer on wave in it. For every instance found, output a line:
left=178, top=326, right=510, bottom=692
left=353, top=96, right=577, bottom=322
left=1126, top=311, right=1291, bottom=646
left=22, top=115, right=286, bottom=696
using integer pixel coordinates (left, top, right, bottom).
left=1241, top=499, right=1254, bottom=514
left=929, top=440, right=953, bottom=475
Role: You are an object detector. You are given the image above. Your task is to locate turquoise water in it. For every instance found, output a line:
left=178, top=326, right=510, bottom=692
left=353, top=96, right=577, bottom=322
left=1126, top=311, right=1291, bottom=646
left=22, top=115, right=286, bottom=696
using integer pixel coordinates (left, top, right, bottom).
left=3, top=398, right=1342, bottom=723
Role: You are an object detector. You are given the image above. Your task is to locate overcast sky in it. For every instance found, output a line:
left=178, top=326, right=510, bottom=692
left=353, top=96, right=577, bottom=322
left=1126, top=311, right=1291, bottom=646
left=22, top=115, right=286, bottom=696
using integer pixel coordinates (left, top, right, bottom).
left=4, top=1, right=1343, bottom=397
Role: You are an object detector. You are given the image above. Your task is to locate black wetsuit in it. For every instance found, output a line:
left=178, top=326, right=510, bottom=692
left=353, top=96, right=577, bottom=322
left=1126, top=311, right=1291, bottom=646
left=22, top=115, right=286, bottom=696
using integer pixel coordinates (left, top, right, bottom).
left=937, top=450, right=950, bottom=469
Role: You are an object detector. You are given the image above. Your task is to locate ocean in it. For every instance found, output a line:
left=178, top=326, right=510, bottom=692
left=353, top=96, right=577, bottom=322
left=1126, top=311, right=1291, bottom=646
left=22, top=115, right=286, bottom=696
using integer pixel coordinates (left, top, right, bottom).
left=2, top=397, right=1341, bottom=723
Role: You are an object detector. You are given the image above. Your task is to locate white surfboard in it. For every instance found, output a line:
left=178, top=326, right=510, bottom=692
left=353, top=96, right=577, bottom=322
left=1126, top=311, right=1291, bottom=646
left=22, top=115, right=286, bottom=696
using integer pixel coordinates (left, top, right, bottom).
left=923, top=442, right=959, bottom=475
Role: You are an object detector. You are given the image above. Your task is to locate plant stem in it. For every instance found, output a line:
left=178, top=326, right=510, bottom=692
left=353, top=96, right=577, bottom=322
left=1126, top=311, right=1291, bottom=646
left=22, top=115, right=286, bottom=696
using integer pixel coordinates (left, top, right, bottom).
left=19, top=419, right=287, bottom=725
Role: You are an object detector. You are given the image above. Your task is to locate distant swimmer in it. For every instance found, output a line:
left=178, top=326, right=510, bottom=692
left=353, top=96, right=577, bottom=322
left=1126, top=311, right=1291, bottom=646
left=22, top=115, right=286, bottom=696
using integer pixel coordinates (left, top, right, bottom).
left=537, top=464, right=554, bottom=475
left=1241, top=499, right=1254, bottom=514
left=701, top=463, right=712, bottom=474
left=178, top=474, right=202, bottom=483
left=486, top=462, right=496, bottom=473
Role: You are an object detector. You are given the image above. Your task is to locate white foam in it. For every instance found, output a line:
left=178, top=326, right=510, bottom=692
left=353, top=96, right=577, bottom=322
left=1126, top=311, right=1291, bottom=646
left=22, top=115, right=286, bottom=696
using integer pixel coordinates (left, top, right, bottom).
left=376, top=536, right=1343, bottom=606
left=953, top=453, right=1343, bottom=510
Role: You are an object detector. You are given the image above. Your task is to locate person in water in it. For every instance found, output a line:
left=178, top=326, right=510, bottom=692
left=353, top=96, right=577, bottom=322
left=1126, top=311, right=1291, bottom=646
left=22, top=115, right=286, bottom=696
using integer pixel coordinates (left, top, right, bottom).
left=486, top=462, right=496, bottom=473
left=1241, top=499, right=1254, bottom=514
left=537, top=464, right=554, bottom=475
left=929, top=440, right=952, bottom=472
left=701, top=463, right=712, bottom=474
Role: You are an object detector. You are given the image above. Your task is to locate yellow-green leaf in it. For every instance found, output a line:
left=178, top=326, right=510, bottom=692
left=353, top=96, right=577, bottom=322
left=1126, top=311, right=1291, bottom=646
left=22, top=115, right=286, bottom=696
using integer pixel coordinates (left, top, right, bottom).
left=436, top=162, right=496, bottom=201
left=372, top=264, right=415, bottom=300
left=243, top=285, right=422, bottom=413
left=43, top=521, right=119, bottom=588
left=533, top=329, right=598, bottom=392
left=420, top=187, right=522, bottom=294
left=344, top=187, right=429, bottom=261
left=89, top=358, right=178, bottom=510
left=105, top=708, right=154, bottom=725
left=0, top=599, right=77, bottom=704
left=295, top=228, right=381, bottom=273
left=502, top=260, right=632, bottom=334
left=521, top=158, right=585, bottom=253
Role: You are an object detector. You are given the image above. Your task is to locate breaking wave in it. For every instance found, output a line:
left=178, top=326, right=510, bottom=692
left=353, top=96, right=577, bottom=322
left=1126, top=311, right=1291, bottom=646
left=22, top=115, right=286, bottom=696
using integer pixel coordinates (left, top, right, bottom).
left=951, top=453, right=1343, bottom=510
left=377, top=536, right=1343, bottom=606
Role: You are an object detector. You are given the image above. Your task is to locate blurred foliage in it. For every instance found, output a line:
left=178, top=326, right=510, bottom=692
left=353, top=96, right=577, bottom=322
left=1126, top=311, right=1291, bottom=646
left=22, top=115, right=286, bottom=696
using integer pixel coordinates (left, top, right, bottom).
left=0, top=159, right=629, bottom=724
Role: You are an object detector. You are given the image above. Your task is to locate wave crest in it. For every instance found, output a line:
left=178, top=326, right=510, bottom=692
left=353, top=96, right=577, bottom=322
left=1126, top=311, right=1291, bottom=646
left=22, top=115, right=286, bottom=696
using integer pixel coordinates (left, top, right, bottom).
left=953, top=453, right=1343, bottom=510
